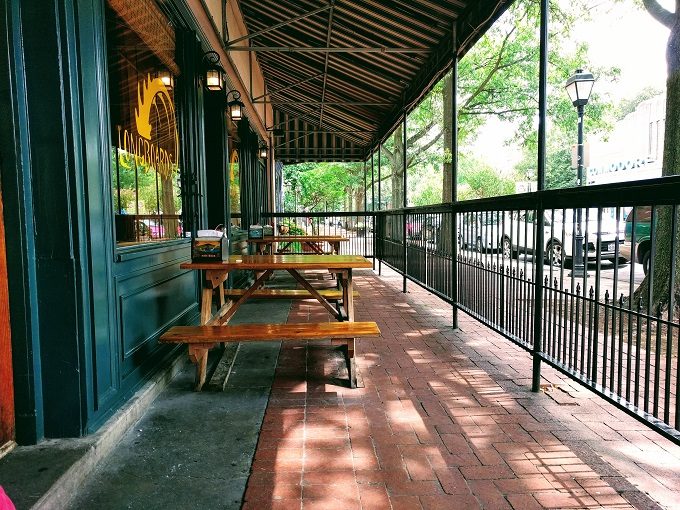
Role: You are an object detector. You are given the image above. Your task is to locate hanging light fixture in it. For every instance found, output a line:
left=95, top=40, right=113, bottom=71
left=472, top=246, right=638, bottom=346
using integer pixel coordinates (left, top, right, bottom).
left=154, top=69, right=174, bottom=89
left=202, top=50, right=225, bottom=92
left=259, top=144, right=268, bottom=158
left=226, top=90, right=245, bottom=121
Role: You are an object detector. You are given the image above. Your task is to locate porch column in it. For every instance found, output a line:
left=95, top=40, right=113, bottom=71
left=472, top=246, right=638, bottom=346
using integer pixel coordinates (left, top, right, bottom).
left=402, top=113, right=407, bottom=293
left=451, top=23, right=459, bottom=329
left=532, top=0, right=549, bottom=392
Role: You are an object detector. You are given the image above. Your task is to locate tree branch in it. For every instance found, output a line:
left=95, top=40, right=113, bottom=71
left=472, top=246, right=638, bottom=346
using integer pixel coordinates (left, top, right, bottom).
left=407, top=120, right=436, bottom=146
left=462, top=25, right=516, bottom=110
left=642, top=0, right=675, bottom=28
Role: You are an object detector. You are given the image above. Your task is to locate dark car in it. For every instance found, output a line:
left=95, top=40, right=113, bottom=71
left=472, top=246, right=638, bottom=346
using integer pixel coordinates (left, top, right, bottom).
left=621, top=206, right=652, bottom=274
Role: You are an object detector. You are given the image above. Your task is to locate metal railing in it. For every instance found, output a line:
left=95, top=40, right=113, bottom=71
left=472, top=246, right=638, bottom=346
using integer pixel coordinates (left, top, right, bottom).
left=266, top=176, right=680, bottom=444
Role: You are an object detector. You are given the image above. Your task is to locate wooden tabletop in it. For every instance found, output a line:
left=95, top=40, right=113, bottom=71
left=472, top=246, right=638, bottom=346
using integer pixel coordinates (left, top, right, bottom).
left=247, top=235, right=348, bottom=242
left=181, top=254, right=373, bottom=271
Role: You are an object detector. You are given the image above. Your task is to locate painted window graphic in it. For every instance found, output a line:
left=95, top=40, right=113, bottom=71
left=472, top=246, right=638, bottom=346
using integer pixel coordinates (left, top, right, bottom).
left=106, top=0, right=182, bottom=245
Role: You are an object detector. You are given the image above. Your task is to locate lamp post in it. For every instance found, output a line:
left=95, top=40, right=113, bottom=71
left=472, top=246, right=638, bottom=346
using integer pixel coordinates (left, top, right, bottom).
left=565, top=69, right=594, bottom=277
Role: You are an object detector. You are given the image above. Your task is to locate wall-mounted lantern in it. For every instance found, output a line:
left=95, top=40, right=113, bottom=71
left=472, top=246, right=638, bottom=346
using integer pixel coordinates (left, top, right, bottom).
left=259, top=145, right=268, bottom=158
left=202, top=50, right=225, bottom=92
left=226, top=90, right=245, bottom=121
left=154, top=69, right=174, bottom=89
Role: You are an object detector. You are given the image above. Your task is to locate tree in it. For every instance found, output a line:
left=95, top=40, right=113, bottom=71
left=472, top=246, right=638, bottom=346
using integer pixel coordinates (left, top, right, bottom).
left=635, top=0, right=680, bottom=312
left=283, top=161, right=364, bottom=213
left=449, top=0, right=616, bottom=203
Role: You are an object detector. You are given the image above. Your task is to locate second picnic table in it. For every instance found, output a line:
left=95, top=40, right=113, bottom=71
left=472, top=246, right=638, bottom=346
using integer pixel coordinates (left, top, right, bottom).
left=248, top=235, right=348, bottom=255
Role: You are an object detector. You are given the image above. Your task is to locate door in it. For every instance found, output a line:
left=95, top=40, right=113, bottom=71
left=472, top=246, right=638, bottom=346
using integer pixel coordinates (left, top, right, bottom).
left=0, top=184, right=14, bottom=446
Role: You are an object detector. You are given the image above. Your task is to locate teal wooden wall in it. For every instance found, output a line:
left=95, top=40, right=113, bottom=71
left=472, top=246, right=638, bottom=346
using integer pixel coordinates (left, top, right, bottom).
left=0, top=0, right=207, bottom=443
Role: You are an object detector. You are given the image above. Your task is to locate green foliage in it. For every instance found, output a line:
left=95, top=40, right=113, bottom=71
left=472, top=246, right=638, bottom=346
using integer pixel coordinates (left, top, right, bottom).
left=111, top=149, right=180, bottom=214
left=280, top=222, right=305, bottom=235
left=515, top=148, right=576, bottom=190
left=283, top=161, right=365, bottom=211
left=458, top=154, right=516, bottom=200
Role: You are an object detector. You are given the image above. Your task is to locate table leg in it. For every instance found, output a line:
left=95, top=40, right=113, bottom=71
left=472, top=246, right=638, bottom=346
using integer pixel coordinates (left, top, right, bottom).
left=346, top=337, right=357, bottom=388
left=200, top=286, right=213, bottom=325
left=342, top=270, right=354, bottom=322
left=188, top=343, right=214, bottom=391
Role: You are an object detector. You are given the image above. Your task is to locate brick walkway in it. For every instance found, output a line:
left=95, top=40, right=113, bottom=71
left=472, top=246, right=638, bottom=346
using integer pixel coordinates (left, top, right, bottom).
left=243, top=267, right=680, bottom=510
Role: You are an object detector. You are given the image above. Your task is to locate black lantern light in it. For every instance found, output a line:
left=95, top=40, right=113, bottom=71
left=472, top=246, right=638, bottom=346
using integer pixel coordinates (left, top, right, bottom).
left=154, top=69, right=174, bottom=89
left=259, top=144, right=268, bottom=158
left=565, top=68, right=594, bottom=107
left=226, top=90, right=245, bottom=121
left=202, top=50, right=225, bottom=92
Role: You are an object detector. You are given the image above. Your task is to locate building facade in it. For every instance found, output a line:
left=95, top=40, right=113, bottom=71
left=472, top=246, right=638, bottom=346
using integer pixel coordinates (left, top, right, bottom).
left=0, top=0, right=273, bottom=446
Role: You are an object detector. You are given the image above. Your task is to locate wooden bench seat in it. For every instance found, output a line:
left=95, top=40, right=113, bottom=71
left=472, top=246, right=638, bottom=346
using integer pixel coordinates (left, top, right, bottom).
left=160, top=322, right=380, bottom=390
left=223, top=288, right=359, bottom=301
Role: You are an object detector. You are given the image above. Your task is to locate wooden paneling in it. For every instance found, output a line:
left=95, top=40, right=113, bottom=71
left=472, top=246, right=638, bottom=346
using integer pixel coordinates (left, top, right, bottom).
left=0, top=186, right=15, bottom=444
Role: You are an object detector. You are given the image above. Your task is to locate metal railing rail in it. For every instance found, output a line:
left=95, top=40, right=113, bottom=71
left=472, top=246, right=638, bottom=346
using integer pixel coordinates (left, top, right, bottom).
left=266, top=175, right=680, bottom=444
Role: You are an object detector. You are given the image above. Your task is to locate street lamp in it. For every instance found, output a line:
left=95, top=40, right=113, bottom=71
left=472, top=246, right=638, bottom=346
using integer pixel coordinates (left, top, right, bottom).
left=565, top=68, right=594, bottom=277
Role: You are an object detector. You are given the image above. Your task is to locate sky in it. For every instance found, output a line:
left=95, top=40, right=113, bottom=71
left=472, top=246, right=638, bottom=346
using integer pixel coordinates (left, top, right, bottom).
left=577, top=1, right=670, bottom=98
left=471, top=0, right=672, bottom=174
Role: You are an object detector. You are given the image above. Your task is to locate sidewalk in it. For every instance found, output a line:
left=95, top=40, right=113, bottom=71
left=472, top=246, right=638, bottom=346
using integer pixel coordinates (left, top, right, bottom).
left=2, top=267, right=679, bottom=509
left=244, top=267, right=680, bottom=510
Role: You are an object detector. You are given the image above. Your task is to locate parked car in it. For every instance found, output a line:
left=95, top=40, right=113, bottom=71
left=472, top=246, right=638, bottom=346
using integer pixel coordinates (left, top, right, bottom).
left=406, top=220, right=423, bottom=238
left=459, top=211, right=503, bottom=252
left=501, top=209, right=625, bottom=266
left=620, top=206, right=652, bottom=274
left=138, top=219, right=165, bottom=239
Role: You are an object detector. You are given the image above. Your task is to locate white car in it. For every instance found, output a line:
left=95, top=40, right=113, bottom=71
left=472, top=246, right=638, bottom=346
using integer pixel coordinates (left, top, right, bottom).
left=501, top=209, right=625, bottom=266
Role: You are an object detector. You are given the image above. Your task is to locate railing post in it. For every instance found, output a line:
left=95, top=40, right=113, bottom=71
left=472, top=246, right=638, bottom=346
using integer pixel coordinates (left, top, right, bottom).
left=532, top=0, right=549, bottom=393
left=371, top=149, right=375, bottom=269
left=402, top=113, right=407, bottom=293
left=377, top=146, right=382, bottom=275
left=451, top=22, right=459, bottom=329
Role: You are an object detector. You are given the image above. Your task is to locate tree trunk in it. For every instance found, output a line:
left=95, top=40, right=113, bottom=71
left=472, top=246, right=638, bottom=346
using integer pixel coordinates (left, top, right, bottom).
left=442, top=74, right=453, bottom=204
left=391, top=124, right=405, bottom=208
left=161, top=175, right=176, bottom=238
left=635, top=8, right=680, bottom=313
left=438, top=75, right=455, bottom=253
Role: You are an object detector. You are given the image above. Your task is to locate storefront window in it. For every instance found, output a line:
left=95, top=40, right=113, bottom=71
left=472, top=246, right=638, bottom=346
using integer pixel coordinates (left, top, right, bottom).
left=106, top=0, right=182, bottom=245
left=229, top=143, right=241, bottom=229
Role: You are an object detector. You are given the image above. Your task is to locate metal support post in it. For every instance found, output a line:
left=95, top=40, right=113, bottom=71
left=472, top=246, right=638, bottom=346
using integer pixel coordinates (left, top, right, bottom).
left=378, top=146, right=382, bottom=275
left=402, top=113, right=407, bottom=293
left=532, top=0, right=549, bottom=392
left=451, top=23, right=459, bottom=329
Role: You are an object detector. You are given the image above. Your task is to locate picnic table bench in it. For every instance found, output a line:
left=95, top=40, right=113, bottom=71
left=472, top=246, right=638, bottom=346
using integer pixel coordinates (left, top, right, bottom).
left=160, top=322, right=380, bottom=389
left=162, top=255, right=376, bottom=390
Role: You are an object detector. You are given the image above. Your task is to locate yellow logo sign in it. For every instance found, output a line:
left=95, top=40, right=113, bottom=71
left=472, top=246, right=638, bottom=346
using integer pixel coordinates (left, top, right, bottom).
left=117, top=74, right=179, bottom=179
left=135, top=75, right=174, bottom=140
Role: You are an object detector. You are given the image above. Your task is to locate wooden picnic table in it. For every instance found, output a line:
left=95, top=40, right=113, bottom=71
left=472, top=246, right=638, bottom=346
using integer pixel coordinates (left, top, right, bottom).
left=171, top=254, right=374, bottom=389
left=181, top=255, right=372, bottom=326
left=247, top=235, right=348, bottom=255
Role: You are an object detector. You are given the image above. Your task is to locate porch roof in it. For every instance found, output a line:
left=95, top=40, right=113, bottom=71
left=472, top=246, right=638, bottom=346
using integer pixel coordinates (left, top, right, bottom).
left=234, top=0, right=513, bottom=163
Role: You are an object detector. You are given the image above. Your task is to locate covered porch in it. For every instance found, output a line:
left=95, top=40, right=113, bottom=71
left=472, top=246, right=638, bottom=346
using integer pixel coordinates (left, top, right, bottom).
left=4, top=267, right=679, bottom=509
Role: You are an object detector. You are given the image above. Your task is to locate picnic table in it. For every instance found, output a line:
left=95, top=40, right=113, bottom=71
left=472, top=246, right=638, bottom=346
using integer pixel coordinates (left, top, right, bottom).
left=161, top=255, right=377, bottom=389
left=247, top=235, right=348, bottom=255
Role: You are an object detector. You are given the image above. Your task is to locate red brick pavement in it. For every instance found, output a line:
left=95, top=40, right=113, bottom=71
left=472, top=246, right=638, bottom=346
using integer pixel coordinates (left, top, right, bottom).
left=243, top=268, right=680, bottom=510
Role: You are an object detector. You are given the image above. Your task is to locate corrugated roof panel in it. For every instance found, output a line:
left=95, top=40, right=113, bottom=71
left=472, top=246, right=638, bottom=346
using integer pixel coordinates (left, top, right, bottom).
left=235, top=0, right=513, bottom=162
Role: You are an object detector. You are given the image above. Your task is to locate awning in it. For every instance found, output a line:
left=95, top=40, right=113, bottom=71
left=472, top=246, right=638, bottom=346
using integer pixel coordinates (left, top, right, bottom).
left=234, top=0, right=513, bottom=163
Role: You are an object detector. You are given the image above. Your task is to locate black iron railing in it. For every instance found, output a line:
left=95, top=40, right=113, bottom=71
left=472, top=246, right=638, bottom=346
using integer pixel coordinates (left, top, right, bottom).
left=265, top=176, right=680, bottom=444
